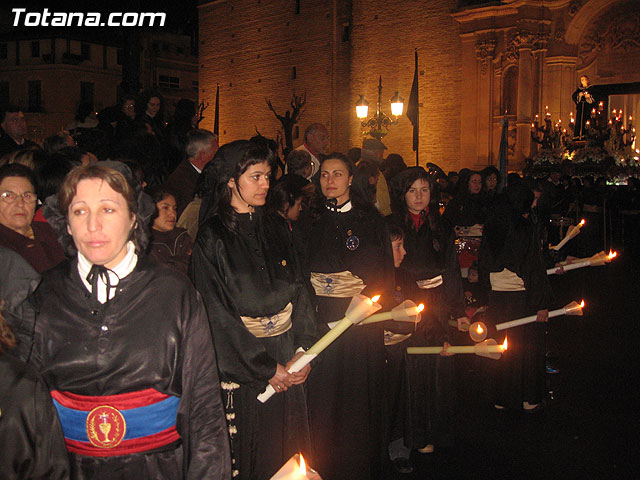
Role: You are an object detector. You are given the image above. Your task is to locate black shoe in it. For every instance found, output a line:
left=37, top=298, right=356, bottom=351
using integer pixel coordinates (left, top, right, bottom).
left=392, top=457, right=414, bottom=474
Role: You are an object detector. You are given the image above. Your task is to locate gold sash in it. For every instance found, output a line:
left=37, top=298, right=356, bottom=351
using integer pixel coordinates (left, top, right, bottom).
left=490, top=268, right=525, bottom=292
left=384, top=331, right=413, bottom=346
left=310, top=270, right=366, bottom=298
left=416, top=275, right=443, bottom=290
left=240, top=302, right=293, bottom=338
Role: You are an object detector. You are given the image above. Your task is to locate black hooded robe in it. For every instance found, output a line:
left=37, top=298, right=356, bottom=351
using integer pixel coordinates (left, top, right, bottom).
left=304, top=204, right=395, bottom=480
left=190, top=211, right=317, bottom=480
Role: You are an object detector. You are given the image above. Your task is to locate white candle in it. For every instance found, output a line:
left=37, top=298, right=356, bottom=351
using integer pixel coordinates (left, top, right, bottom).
left=360, top=300, right=423, bottom=324
left=547, top=250, right=617, bottom=275
left=258, top=294, right=382, bottom=403
left=407, top=338, right=507, bottom=360
left=495, top=300, right=584, bottom=331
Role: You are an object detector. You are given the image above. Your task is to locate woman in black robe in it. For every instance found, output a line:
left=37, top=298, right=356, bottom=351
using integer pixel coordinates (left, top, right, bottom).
left=478, top=182, right=551, bottom=411
left=302, top=152, right=395, bottom=480
left=32, top=162, right=230, bottom=479
left=190, top=140, right=317, bottom=480
left=386, top=167, right=467, bottom=457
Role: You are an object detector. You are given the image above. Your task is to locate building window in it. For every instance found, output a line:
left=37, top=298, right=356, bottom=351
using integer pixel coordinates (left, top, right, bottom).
left=31, top=41, right=40, bottom=58
left=292, top=66, right=297, bottom=80
left=192, top=80, right=199, bottom=90
left=295, top=0, right=300, bottom=14
left=80, top=82, right=94, bottom=109
left=81, top=43, right=91, bottom=60
left=159, top=75, right=180, bottom=89
left=117, top=48, right=123, bottom=65
left=0, top=43, right=7, bottom=59
left=28, top=80, right=42, bottom=112
left=0, top=81, right=9, bottom=108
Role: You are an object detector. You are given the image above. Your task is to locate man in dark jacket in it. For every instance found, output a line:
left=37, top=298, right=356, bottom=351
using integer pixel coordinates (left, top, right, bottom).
left=164, top=129, right=217, bottom=217
left=0, top=106, right=39, bottom=157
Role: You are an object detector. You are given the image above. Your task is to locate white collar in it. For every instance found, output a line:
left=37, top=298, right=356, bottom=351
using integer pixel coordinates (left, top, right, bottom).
left=326, top=200, right=352, bottom=213
left=77, top=241, right=138, bottom=304
left=189, top=161, right=202, bottom=174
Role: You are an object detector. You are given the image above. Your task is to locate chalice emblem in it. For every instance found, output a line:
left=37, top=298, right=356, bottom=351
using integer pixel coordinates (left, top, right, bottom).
left=98, top=413, right=112, bottom=443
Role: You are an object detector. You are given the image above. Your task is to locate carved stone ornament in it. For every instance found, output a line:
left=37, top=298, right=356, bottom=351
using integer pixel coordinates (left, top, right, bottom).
left=578, top=5, right=640, bottom=68
left=568, top=0, right=583, bottom=17
left=475, top=40, right=496, bottom=75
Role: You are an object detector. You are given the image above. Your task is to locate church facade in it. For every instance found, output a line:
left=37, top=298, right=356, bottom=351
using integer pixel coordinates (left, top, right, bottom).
left=198, top=0, right=639, bottom=172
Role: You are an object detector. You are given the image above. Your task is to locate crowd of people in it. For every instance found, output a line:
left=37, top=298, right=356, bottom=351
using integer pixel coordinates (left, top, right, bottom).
left=0, top=95, right=636, bottom=480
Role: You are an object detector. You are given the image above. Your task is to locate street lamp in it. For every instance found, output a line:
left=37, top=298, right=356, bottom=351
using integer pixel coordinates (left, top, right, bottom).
left=355, top=76, right=404, bottom=140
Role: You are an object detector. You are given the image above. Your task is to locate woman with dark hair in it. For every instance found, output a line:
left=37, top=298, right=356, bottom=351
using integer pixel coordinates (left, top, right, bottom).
left=387, top=167, right=467, bottom=458
left=267, top=174, right=308, bottom=226
left=481, top=166, right=501, bottom=198
left=444, top=170, right=486, bottom=228
left=148, top=188, right=193, bottom=274
left=190, top=140, right=317, bottom=480
left=0, top=163, right=65, bottom=273
left=479, top=182, right=551, bottom=411
left=135, top=90, right=166, bottom=140
left=303, top=152, right=395, bottom=480
left=32, top=162, right=230, bottom=479
left=444, top=170, right=486, bottom=276
left=0, top=306, right=70, bottom=479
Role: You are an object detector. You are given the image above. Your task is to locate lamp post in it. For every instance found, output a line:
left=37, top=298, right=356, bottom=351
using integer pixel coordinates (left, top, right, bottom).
left=355, top=76, right=404, bottom=140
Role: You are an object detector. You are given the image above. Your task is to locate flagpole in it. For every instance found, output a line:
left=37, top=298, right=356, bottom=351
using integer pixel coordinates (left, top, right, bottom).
left=406, top=49, right=419, bottom=167
left=213, top=83, right=220, bottom=136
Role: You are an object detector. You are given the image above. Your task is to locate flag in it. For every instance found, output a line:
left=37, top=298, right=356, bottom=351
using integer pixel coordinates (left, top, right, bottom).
left=213, top=83, right=220, bottom=136
left=406, top=49, right=419, bottom=164
left=498, top=116, right=508, bottom=189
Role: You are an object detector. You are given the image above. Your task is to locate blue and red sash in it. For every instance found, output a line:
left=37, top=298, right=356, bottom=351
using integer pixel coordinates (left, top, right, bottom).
left=51, top=388, right=181, bottom=457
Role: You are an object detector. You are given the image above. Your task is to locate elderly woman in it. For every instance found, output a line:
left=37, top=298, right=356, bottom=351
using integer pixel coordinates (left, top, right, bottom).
left=31, top=163, right=230, bottom=479
left=0, top=306, right=70, bottom=479
left=303, top=152, right=395, bottom=480
left=0, top=163, right=65, bottom=273
left=190, top=140, right=317, bottom=480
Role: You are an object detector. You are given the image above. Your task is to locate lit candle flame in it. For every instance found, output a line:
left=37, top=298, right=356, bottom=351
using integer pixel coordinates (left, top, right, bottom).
left=299, top=454, right=307, bottom=474
left=417, top=304, right=425, bottom=313
left=502, top=337, right=508, bottom=351
left=371, top=295, right=381, bottom=303
left=579, top=219, right=586, bottom=226
left=476, top=324, right=484, bottom=334
left=608, top=250, right=617, bottom=260
left=580, top=300, right=585, bottom=308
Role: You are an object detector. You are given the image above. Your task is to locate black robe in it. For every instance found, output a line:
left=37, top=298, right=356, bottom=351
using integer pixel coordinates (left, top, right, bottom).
left=30, top=257, right=231, bottom=480
left=386, top=212, right=462, bottom=449
left=304, top=204, right=395, bottom=480
left=572, top=85, right=597, bottom=138
left=479, top=207, right=552, bottom=408
left=0, top=354, right=70, bottom=479
left=190, top=211, right=317, bottom=480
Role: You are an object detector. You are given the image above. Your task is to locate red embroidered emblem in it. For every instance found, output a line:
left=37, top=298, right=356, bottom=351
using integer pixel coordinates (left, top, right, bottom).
left=86, top=405, right=126, bottom=448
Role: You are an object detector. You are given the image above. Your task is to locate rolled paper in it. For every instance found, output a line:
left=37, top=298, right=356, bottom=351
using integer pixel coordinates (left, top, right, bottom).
left=270, top=453, right=322, bottom=480
left=360, top=300, right=423, bottom=325
left=495, top=300, right=583, bottom=331
left=407, top=338, right=505, bottom=360
left=550, top=219, right=585, bottom=251
left=257, top=293, right=381, bottom=403
left=547, top=250, right=616, bottom=275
